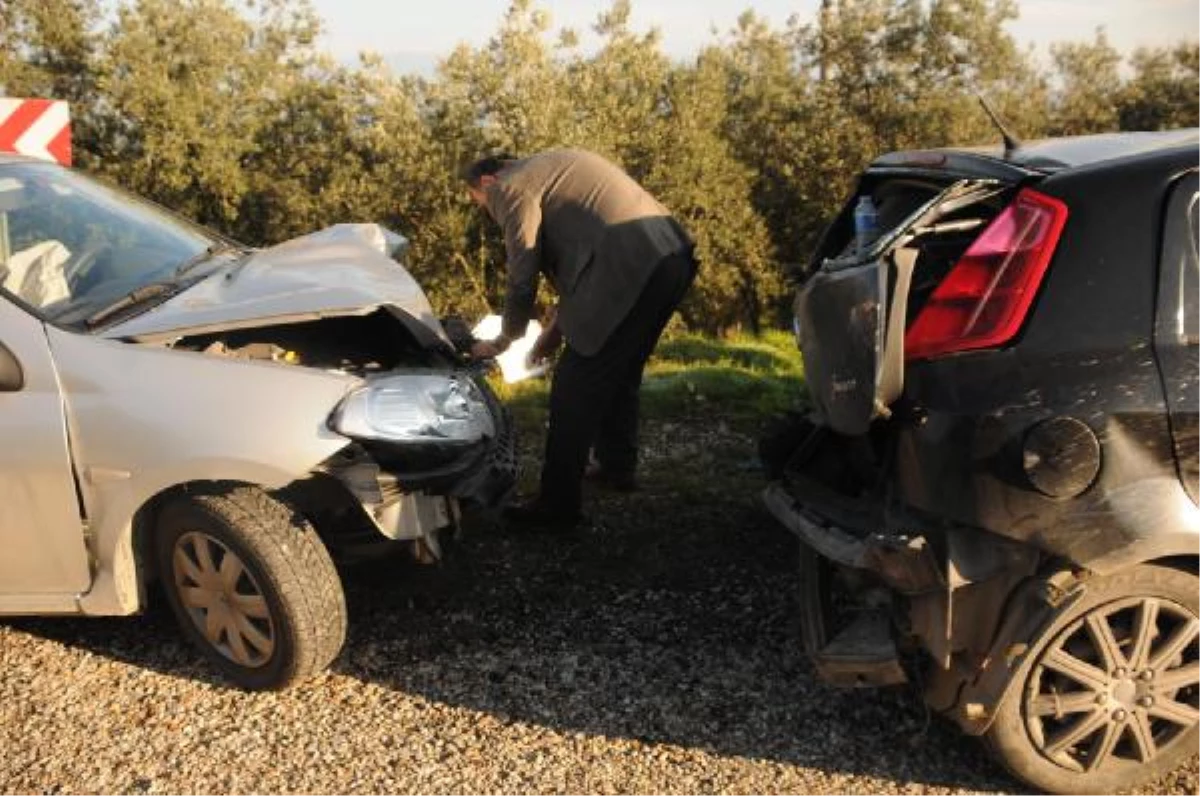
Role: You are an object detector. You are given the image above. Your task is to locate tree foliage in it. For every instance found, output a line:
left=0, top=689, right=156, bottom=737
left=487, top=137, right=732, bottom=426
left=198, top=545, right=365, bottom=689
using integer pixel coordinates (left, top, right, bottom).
left=1049, top=30, right=1123, bottom=135
left=1120, top=42, right=1200, bottom=131
left=1, top=0, right=1195, bottom=334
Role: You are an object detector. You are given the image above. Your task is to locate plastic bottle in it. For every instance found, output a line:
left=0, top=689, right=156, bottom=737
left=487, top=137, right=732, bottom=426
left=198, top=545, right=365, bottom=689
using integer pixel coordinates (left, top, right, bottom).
left=854, top=194, right=880, bottom=256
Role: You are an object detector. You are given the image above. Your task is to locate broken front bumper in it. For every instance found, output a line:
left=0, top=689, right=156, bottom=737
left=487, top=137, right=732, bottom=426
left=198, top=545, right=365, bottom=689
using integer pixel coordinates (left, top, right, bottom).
left=298, top=376, right=518, bottom=559
left=346, top=396, right=517, bottom=528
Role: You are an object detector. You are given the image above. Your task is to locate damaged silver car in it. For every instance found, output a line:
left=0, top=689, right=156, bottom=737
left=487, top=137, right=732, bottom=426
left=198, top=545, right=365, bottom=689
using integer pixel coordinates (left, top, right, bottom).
left=0, top=154, right=515, bottom=689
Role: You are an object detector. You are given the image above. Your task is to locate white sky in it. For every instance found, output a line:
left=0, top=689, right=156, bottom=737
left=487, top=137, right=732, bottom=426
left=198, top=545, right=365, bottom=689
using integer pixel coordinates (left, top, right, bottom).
left=309, top=0, right=1200, bottom=73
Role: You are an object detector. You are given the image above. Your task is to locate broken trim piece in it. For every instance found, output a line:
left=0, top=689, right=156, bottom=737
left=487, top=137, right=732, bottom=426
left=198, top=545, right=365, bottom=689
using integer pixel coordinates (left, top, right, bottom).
left=761, top=482, right=943, bottom=595
left=813, top=611, right=909, bottom=688
left=953, top=570, right=1085, bottom=735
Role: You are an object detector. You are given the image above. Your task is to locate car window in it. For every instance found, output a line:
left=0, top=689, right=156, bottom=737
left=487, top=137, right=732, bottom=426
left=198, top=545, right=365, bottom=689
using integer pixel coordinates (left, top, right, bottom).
left=1163, top=172, right=1199, bottom=344
left=0, top=163, right=223, bottom=325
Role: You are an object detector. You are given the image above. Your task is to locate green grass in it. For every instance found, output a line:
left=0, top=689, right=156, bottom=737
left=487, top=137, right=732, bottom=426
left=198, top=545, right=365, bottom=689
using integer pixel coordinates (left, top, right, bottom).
left=490, top=329, right=808, bottom=433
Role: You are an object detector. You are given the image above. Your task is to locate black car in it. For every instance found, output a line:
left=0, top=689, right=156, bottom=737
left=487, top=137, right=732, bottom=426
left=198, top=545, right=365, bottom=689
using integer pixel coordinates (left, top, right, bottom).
left=761, top=129, right=1199, bottom=794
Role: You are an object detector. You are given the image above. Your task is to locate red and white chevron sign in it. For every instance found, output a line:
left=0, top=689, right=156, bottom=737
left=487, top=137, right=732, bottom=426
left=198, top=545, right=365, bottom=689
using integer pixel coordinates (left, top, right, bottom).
left=0, top=98, right=72, bottom=166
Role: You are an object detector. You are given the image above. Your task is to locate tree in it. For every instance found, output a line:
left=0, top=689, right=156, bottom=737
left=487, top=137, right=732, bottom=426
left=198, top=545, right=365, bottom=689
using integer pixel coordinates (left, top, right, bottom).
left=1119, top=43, right=1200, bottom=130
left=647, top=51, right=781, bottom=333
left=800, top=0, right=1045, bottom=152
left=432, top=0, right=574, bottom=156
left=563, top=0, right=671, bottom=174
left=717, top=12, right=815, bottom=273
left=418, top=0, right=579, bottom=313
left=1048, top=30, right=1122, bottom=135
left=0, top=0, right=98, bottom=100
left=90, top=0, right=321, bottom=231
left=2, top=0, right=1194, bottom=337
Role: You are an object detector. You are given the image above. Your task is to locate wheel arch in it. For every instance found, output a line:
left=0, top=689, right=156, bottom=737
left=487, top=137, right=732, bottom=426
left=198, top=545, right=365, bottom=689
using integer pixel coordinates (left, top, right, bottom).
left=129, top=479, right=288, bottom=592
left=1149, top=554, right=1199, bottom=576
left=76, top=466, right=318, bottom=617
left=950, top=559, right=1200, bottom=737
left=1082, top=529, right=1200, bottom=577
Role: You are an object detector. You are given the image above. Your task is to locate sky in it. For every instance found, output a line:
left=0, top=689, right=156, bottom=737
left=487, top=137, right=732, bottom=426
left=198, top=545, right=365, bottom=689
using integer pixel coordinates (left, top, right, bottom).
left=308, top=0, right=1200, bottom=75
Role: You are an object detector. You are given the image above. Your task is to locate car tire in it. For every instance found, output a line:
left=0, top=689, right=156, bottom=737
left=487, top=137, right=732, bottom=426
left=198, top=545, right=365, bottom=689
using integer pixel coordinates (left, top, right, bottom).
left=984, top=564, right=1199, bottom=794
left=154, top=485, right=347, bottom=690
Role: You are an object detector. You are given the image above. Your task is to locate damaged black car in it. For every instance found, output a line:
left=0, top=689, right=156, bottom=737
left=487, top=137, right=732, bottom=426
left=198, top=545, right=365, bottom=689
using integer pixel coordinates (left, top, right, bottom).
left=761, top=129, right=1199, bottom=793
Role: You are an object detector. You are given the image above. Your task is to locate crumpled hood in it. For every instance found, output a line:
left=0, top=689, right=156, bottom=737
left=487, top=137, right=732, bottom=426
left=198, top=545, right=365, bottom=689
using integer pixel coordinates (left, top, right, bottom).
left=100, top=225, right=447, bottom=343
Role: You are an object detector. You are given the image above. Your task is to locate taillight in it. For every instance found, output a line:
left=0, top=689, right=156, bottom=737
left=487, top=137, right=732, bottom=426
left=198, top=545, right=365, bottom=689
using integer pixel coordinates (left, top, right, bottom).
left=905, top=188, right=1068, bottom=361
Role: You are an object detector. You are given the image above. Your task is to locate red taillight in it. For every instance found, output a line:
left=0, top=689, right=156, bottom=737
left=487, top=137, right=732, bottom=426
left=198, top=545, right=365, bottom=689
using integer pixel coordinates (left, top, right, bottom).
left=904, top=188, right=1068, bottom=361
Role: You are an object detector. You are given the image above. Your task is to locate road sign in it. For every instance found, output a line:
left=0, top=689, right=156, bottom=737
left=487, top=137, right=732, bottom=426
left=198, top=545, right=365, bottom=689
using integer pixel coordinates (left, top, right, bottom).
left=0, top=98, right=71, bottom=165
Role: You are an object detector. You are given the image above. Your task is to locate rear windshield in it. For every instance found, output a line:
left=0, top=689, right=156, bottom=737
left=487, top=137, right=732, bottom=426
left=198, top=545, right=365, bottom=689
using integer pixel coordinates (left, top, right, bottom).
left=812, top=178, right=945, bottom=265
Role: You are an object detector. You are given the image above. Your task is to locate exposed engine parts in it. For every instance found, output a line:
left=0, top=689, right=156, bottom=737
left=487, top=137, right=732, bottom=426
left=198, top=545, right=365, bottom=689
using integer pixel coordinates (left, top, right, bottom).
left=171, top=308, right=447, bottom=376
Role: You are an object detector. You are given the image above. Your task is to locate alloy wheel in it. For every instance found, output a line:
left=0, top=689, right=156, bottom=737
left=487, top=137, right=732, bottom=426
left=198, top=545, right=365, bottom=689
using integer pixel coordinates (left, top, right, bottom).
left=1023, top=595, right=1200, bottom=774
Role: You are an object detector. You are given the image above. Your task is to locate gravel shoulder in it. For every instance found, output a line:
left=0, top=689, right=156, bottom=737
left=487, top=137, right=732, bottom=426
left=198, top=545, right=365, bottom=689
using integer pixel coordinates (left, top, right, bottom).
left=1, top=413, right=1196, bottom=794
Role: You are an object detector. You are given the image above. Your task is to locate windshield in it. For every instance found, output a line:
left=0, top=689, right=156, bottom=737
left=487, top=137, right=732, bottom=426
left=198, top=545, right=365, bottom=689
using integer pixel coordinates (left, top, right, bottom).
left=0, top=161, right=235, bottom=329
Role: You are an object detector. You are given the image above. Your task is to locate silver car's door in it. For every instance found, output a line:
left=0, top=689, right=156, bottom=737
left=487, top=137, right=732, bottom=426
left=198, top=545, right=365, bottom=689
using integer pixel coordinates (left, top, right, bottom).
left=0, top=294, right=89, bottom=608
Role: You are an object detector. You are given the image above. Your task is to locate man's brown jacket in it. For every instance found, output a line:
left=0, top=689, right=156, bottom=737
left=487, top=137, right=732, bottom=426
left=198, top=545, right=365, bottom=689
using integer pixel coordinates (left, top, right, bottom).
left=485, top=149, right=692, bottom=356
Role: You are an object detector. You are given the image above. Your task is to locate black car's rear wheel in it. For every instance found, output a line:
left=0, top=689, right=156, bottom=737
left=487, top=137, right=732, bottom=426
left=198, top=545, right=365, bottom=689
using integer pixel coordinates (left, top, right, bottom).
left=985, top=564, right=1199, bottom=794
left=154, top=485, right=347, bottom=690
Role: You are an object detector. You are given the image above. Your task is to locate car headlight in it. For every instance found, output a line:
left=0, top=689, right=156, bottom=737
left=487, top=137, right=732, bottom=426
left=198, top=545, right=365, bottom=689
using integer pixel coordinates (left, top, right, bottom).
left=331, top=372, right=495, bottom=444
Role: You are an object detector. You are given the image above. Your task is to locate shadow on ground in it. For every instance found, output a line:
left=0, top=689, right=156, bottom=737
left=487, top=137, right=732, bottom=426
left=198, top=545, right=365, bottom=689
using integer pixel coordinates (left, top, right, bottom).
left=8, top=420, right=1024, bottom=794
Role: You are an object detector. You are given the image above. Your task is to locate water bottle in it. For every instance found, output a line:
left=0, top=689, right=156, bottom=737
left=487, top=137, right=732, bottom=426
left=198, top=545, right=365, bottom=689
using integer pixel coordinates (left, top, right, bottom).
left=854, top=194, right=880, bottom=256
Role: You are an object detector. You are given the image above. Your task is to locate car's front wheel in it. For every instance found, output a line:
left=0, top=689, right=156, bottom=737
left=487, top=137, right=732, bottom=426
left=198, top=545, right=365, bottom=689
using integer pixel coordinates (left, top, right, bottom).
left=985, top=564, right=1199, bottom=794
left=154, top=485, right=347, bottom=690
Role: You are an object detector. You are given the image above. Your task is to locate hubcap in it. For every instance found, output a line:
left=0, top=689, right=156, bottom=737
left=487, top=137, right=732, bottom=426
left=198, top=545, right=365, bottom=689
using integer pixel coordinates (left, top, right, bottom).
left=172, top=532, right=275, bottom=668
left=1024, top=595, right=1199, bottom=774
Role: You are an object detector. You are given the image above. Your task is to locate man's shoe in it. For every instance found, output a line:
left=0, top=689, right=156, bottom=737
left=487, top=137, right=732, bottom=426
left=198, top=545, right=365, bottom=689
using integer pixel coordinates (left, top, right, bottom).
left=502, top=498, right=585, bottom=534
left=583, top=464, right=639, bottom=493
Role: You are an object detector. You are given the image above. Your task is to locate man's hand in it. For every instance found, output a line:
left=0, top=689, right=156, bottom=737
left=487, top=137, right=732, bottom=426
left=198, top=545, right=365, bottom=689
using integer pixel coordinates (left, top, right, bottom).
left=529, top=306, right=563, bottom=363
left=529, top=329, right=562, bottom=363
left=471, top=340, right=505, bottom=360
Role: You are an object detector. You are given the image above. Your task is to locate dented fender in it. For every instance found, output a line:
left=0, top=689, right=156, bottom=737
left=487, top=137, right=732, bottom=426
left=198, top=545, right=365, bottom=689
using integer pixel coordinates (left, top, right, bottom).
left=46, top=326, right=359, bottom=615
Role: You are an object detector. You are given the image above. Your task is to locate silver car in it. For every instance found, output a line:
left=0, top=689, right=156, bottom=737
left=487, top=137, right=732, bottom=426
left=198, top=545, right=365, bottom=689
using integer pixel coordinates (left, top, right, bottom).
left=0, top=154, right=515, bottom=689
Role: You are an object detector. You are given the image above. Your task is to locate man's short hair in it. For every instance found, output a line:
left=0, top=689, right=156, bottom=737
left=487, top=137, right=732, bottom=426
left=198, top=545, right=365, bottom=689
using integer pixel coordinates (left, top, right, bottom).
left=461, top=153, right=516, bottom=188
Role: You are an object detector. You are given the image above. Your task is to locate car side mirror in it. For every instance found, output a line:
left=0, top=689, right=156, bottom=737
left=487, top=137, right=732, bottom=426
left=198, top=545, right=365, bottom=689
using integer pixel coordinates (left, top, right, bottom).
left=0, top=341, right=24, bottom=392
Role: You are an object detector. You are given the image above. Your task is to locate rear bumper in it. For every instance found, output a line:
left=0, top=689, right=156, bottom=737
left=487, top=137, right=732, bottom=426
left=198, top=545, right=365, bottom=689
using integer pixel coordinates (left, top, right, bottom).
left=761, top=480, right=936, bottom=689
left=761, top=476, right=1047, bottom=732
left=761, top=481, right=942, bottom=595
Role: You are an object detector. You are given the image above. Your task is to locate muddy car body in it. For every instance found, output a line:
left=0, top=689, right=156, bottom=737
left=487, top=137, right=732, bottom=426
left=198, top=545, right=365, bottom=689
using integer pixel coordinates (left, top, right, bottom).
left=762, top=130, right=1199, bottom=792
left=0, top=156, right=515, bottom=689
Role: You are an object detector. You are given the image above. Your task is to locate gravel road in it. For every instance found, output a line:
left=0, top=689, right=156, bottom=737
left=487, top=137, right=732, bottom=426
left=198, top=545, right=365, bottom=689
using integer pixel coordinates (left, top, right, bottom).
left=1, top=420, right=1196, bottom=794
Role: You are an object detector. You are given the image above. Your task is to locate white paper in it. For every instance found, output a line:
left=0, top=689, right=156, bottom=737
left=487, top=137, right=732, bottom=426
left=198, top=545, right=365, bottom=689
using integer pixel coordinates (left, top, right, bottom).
left=472, top=314, right=550, bottom=384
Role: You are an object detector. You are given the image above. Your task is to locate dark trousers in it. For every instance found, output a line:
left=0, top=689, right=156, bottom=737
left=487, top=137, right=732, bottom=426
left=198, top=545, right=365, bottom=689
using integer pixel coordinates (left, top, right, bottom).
left=540, top=249, right=697, bottom=513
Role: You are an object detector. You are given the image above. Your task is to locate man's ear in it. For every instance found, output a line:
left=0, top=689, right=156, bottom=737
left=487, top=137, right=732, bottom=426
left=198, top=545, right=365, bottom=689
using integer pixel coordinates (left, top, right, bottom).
left=478, top=174, right=497, bottom=189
